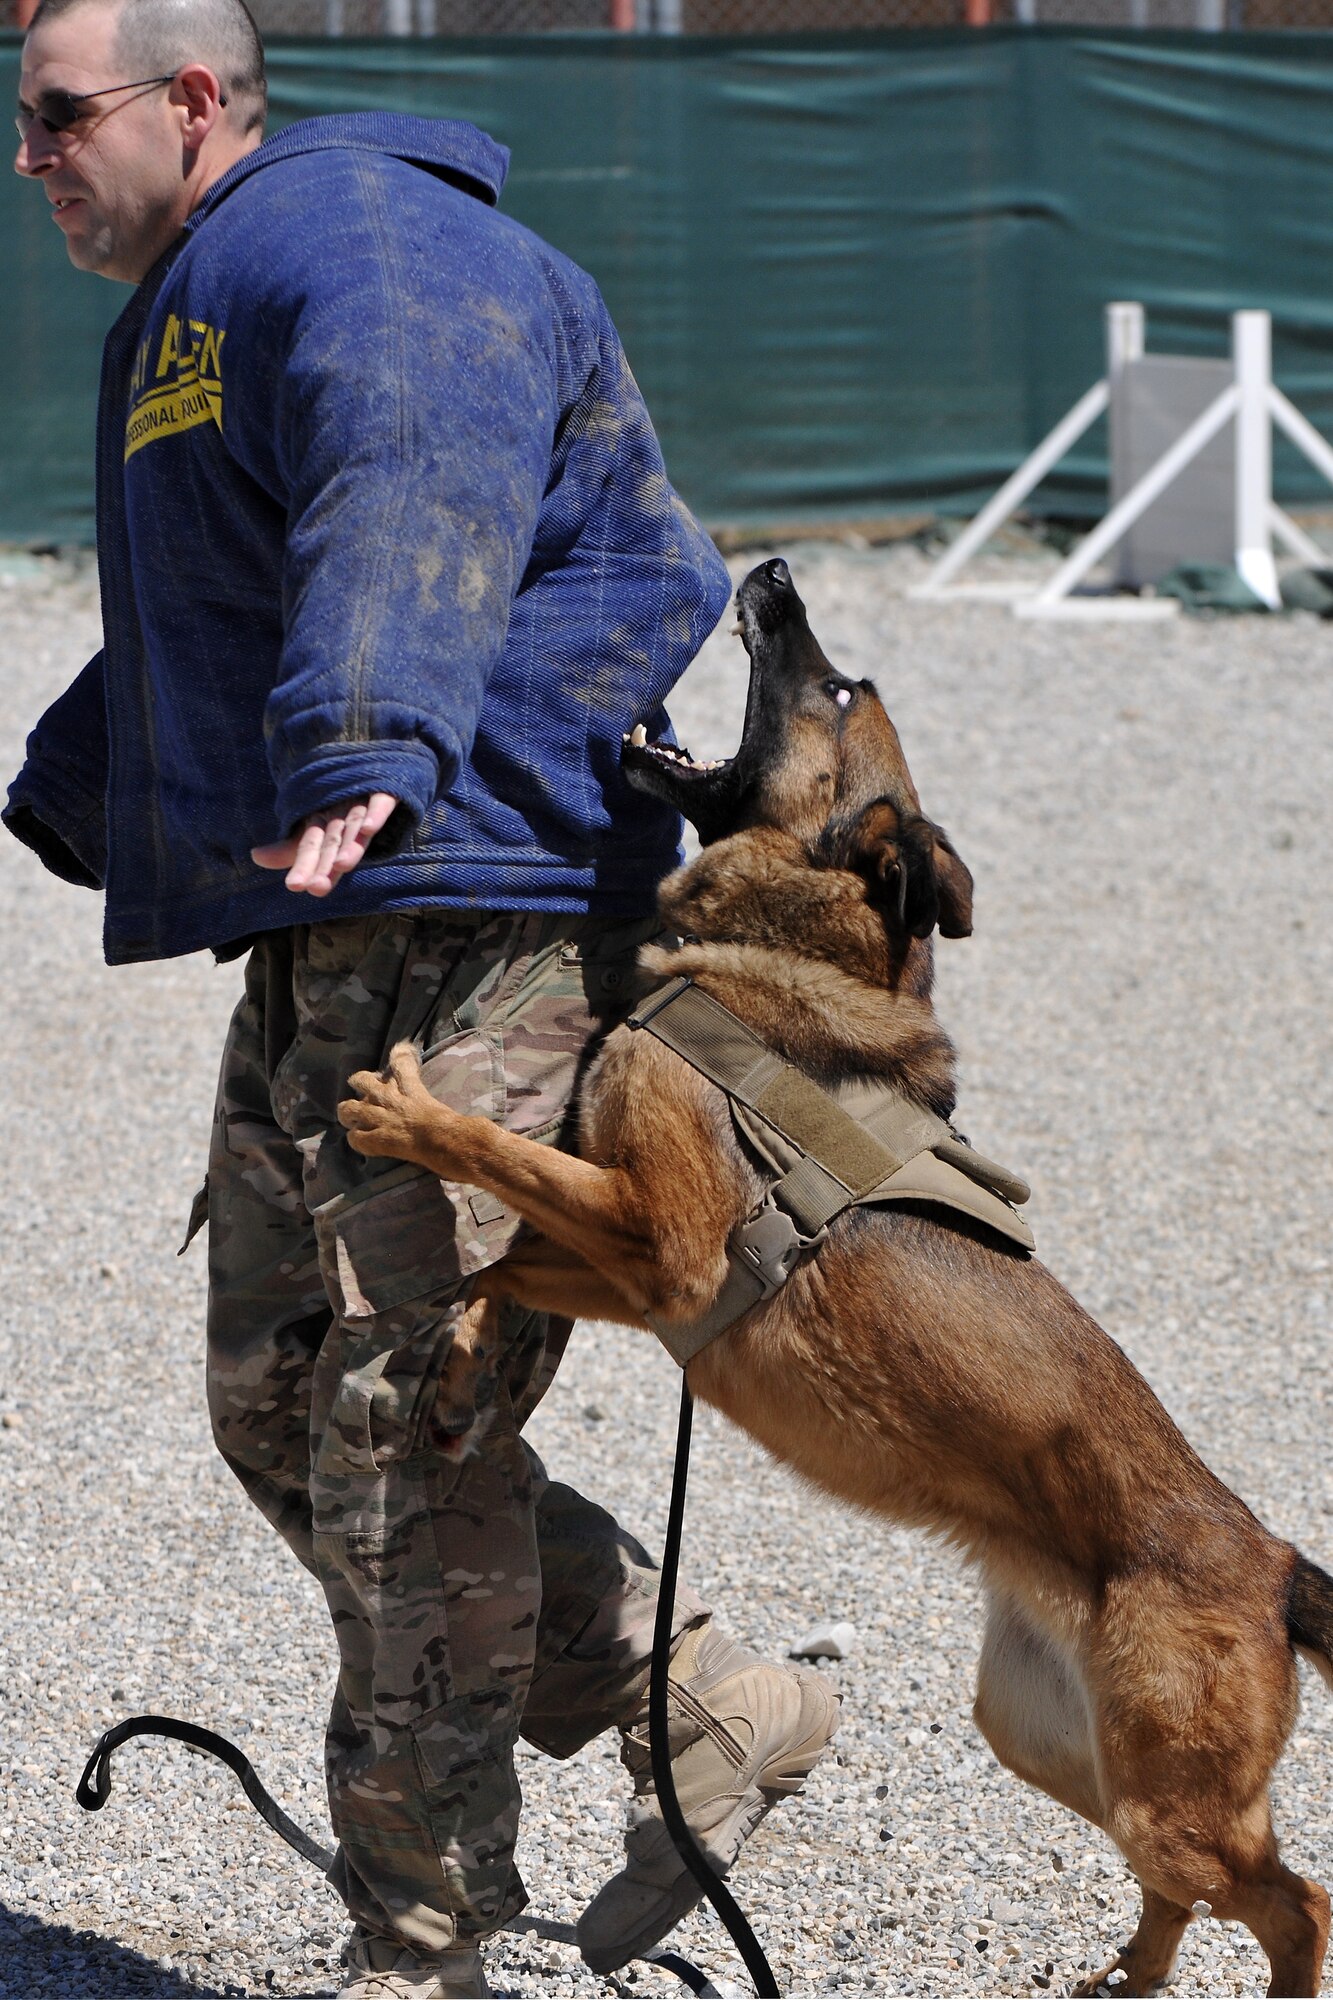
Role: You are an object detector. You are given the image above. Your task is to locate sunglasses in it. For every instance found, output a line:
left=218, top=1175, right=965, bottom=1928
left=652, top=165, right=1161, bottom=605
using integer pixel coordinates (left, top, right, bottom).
left=14, top=73, right=222, bottom=140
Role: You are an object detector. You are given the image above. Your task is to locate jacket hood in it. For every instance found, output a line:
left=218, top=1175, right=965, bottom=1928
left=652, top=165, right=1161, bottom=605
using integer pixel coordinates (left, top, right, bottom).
left=189, top=111, right=510, bottom=230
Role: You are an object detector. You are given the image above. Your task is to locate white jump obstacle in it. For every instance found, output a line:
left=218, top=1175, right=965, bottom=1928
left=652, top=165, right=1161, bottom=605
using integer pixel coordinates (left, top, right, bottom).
left=912, top=302, right=1333, bottom=620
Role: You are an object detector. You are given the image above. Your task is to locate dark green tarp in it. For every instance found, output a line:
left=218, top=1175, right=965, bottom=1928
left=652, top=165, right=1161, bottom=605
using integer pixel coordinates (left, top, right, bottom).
left=5, top=26, right=1333, bottom=542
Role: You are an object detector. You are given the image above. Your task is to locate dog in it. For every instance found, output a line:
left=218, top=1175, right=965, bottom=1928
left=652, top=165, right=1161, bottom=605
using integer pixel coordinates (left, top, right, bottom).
left=338, top=557, right=1333, bottom=1997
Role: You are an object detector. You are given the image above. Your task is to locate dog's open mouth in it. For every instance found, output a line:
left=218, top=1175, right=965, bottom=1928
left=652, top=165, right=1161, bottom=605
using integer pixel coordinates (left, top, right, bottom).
left=619, top=717, right=744, bottom=844
left=617, top=558, right=812, bottom=844
left=618, top=593, right=756, bottom=839
left=621, top=723, right=732, bottom=780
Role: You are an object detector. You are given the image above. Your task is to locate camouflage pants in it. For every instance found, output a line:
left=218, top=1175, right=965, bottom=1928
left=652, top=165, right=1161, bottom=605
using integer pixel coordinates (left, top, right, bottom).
left=204, top=911, right=706, bottom=1952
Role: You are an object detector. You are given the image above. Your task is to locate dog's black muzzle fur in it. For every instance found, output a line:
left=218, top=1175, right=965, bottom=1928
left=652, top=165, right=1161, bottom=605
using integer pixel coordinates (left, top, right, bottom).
left=621, top=559, right=856, bottom=847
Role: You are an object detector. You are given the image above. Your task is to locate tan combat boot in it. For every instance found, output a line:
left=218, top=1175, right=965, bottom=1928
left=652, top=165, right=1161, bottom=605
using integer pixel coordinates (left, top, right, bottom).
left=577, top=1619, right=840, bottom=1973
left=337, top=1930, right=491, bottom=1999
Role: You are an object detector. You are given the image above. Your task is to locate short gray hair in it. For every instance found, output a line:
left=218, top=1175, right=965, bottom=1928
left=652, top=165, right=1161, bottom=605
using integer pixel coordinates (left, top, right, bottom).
left=29, top=0, right=267, bottom=135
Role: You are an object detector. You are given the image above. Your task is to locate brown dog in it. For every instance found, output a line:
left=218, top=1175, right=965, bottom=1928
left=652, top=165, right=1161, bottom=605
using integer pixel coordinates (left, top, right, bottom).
left=339, top=558, right=1333, bottom=1997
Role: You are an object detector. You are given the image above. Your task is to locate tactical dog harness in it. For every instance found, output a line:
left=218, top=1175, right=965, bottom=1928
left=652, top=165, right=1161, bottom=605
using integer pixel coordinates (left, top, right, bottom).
left=627, top=975, right=1034, bottom=1366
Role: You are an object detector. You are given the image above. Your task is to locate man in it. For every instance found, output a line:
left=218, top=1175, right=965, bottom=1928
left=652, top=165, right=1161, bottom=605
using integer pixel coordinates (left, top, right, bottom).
left=7, top=2, right=839, bottom=1994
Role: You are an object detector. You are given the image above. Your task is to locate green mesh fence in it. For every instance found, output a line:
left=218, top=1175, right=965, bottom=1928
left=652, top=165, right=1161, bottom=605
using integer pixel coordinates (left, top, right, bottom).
left=6, top=27, right=1333, bottom=542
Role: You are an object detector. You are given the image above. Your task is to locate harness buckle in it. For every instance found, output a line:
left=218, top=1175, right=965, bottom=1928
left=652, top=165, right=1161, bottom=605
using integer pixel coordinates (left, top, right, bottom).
left=730, top=1203, right=826, bottom=1302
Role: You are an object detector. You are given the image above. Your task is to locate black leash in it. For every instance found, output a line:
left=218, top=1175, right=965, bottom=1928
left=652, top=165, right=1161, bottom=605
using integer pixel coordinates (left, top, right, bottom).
left=75, top=1377, right=780, bottom=1996
left=649, top=1378, right=781, bottom=1998
left=77, top=1713, right=336, bottom=1873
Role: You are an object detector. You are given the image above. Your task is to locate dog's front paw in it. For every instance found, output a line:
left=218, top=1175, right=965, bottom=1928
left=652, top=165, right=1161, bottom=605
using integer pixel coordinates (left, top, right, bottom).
left=339, top=1041, right=453, bottom=1167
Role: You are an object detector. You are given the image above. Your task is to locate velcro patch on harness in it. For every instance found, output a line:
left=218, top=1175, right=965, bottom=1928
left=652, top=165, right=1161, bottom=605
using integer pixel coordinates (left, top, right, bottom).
left=751, top=1068, right=897, bottom=1196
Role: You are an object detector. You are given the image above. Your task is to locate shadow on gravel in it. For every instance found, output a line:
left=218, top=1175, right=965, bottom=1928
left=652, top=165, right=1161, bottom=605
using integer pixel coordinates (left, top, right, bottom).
left=0, top=1901, right=586, bottom=1998
left=0, top=1902, right=339, bottom=1999
left=0, top=1905, right=227, bottom=1997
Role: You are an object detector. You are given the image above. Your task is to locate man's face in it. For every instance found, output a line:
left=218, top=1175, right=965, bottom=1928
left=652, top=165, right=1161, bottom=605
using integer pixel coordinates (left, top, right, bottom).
left=16, top=7, right=191, bottom=283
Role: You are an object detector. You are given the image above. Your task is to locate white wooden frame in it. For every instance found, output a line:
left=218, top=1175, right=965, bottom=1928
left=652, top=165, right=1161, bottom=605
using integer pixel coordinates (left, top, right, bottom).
left=911, top=303, right=1333, bottom=621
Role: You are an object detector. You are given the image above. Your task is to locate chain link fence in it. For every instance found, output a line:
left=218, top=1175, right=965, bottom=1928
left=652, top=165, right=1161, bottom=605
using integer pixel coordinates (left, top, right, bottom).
left=225, top=0, right=1333, bottom=21
left=7, top=0, right=1332, bottom=61
left=228, top=0, right=1333, bottom=26
left=7, top=0, right=1333, bottom=30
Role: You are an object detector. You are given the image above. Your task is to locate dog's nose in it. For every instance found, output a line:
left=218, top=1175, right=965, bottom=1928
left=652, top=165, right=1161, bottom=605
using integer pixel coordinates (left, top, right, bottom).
left=734, top=556, right=802, bottom=630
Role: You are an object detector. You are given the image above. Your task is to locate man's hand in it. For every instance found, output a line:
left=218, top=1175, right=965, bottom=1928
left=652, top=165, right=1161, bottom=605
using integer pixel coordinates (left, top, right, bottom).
left=251, top=792, right=399, bottom=897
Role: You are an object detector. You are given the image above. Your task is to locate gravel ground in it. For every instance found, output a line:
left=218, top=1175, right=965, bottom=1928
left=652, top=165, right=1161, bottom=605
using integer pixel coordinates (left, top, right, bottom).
left=1, top=536, right=1331, bottom=2000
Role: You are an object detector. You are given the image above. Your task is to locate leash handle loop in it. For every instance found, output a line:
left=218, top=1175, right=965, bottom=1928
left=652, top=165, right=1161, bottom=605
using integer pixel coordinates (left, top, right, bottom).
left=76, top=1713, right=336, bottom=1874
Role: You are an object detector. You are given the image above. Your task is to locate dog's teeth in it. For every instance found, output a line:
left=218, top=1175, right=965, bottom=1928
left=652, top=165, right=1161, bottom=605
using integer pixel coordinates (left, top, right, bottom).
left=729, top=623, right=743, bottom=637
left=630, top=724, right=647, bottom=747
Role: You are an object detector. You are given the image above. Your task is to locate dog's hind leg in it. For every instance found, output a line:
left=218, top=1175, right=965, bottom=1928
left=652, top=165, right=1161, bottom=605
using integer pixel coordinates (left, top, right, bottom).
left=1070, top=1888, right=1193, bottom=1998
left=973, top=1597, right=1197, bottom=1997
left=973, top=1592, right=1104, bottom=1828
left=1107, top=1810, right=1329, bottom=1999
left=1094, top=1609, right=1330, bottom=1997
left=1218, top=1863, right=1331, bottom=1999
left=971, top=1599, right=1201, bottom=1993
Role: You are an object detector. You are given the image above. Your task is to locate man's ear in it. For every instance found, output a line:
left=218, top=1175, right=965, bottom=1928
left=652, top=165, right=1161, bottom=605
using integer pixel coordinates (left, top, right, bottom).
left=844, top=800, right=973, bottom=940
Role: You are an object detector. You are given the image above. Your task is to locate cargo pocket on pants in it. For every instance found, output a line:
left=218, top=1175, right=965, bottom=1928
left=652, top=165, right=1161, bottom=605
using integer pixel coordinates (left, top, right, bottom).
left=411, top=1686, right=524, bottom=1929
left=312, top=1029, right=528, bottom=1479
left=313, top=1165, right=474, bottom=1478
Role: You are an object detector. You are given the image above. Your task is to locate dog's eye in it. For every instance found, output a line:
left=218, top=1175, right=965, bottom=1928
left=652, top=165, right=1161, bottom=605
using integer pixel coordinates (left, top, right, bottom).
left=827, top=682, right=853, bottom=710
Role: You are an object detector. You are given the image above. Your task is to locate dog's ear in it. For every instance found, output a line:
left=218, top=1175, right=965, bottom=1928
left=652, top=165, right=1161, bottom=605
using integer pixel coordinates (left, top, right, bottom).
left=842, top=800, right=974, bottom=940
left=926, top=826, right=974, bottom=938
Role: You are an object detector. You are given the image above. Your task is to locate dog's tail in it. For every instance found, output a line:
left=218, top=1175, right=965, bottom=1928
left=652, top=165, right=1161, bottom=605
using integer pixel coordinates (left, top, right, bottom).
left=1287, top=1552, right=1333, bottom=1690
